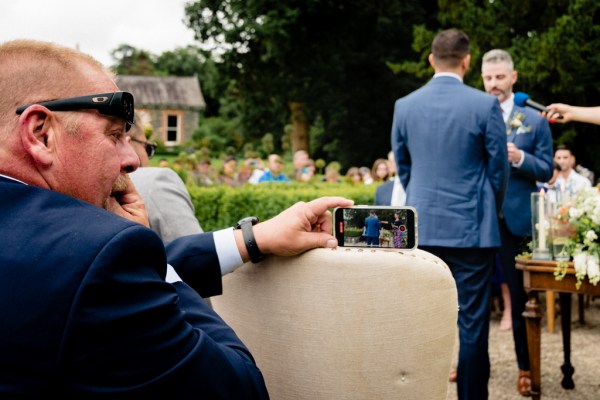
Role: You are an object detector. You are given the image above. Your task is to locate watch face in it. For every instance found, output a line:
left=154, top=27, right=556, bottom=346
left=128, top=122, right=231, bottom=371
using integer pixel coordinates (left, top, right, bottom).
left=237, top=216, right=259, bottom=228
left=239, top=216, right=259, bottom=225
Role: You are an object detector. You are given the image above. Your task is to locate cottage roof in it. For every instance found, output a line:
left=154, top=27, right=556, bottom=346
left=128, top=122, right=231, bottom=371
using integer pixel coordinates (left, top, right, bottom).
left=115, top=75, right=205, bottom=110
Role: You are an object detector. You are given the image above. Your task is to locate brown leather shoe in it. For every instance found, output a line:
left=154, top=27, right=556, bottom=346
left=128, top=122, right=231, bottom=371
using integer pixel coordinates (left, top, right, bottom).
left=517, top=370, right=532, bottom=397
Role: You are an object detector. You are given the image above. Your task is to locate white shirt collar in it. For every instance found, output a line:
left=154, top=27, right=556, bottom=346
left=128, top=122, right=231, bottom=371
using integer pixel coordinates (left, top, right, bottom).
left=0, top=173, right=27, bottom=184
left=501, top=93, right=515, bottom=123
left=433, top=72, right=463, bottom=82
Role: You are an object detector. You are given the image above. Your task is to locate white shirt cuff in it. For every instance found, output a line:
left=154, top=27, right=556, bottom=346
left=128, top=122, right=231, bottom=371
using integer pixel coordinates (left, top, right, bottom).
left=214, top=227, right=244, bottom=275
left=165, top=263, right=182, bottom=283
left=512, top=150, right=525, bottom=168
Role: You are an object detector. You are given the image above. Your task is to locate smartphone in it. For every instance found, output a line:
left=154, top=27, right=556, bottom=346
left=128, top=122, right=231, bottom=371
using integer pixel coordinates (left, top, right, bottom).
left=333, top=206, right=417, bottom=249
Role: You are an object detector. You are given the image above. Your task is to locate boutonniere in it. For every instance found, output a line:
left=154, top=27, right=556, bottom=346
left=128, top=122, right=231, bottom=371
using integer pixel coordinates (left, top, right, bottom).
left=507, top=112, right=532, bottom=135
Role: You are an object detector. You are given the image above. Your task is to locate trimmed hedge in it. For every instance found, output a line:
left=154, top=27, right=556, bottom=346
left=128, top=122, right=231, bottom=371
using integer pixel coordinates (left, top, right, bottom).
left=188, top=182, right=377, bottom=231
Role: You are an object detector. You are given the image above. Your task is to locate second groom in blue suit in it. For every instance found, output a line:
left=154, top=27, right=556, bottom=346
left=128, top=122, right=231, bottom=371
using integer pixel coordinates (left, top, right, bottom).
left=392, top=29, right=509, bottom=400
left=481, top=49, right=554, bottom=397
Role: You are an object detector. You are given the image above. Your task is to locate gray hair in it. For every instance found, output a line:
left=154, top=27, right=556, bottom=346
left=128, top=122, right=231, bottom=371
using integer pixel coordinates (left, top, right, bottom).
left=481, top=49, right=514, bottom=70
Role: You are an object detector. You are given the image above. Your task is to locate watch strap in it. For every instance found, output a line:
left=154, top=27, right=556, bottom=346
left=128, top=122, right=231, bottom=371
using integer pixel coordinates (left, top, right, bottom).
left=237, top=217, right=265, bottom=263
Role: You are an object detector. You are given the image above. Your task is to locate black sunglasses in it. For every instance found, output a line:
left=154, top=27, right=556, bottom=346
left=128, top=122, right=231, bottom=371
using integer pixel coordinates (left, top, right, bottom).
left=130, top=137, right=157, bottom=159
left=15, top=91, right=135, bottom=131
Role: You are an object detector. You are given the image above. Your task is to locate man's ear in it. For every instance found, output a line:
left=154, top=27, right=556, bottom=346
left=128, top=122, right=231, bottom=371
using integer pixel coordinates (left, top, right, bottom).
left=462, top=54, right=471, bottom=72
left=18, top=105, right=54, bottom=167
left=428, top=53, right=435, bottom=69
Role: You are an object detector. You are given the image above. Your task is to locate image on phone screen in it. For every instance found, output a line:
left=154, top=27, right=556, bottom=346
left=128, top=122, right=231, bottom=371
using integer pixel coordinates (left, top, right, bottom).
left=334, top=206, right=417, bottom=249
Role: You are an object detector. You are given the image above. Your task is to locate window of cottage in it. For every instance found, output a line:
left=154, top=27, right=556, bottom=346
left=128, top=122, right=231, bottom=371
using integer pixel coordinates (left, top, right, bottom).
left=166, top=114, right=180, bottom=144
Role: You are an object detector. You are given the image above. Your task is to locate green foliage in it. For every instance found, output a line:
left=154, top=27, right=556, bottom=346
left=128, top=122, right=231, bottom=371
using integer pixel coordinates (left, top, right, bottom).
left=183, top=0, right=437, bottom=168
left=110, top=44, right=157, bottom=75
left=261, top=133, right=275, bottom=156
left=188, top=182, right=377, bottom=231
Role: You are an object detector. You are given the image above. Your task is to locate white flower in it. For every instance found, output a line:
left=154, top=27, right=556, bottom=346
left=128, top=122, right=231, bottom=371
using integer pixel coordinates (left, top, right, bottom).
left=587, top=254, right=600, bottom=285
left=511, top=118, right=523, bottom=128
left=569, top=206, right=584, bottom=219
left=586, top=230, right=598, bottom=241
left=516, top=125, right=532, bottom=135
left=573, top=251, right=588, bottom=280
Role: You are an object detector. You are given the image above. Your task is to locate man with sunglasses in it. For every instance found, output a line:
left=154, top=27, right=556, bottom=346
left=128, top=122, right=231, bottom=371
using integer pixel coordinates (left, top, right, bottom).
left=0, top=39, right=352, bottom=398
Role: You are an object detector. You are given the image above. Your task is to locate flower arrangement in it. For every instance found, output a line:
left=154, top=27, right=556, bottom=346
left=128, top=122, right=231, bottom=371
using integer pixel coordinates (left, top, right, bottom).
left=552, top=186, right=600, bottom=288
left=507, top=112, right=532, bottom=135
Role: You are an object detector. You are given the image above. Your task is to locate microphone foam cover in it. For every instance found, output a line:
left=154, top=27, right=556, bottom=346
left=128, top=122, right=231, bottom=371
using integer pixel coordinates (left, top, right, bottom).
left=513, top=91, right=530, bottom=107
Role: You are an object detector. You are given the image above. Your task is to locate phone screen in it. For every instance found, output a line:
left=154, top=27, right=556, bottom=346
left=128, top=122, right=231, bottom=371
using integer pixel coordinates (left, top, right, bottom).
left=333, top=206, right=417, bottom=249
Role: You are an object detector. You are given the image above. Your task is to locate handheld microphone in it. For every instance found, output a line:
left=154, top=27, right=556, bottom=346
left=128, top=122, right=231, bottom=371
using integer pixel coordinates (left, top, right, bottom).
left=514, top=91, right=563, bottom=119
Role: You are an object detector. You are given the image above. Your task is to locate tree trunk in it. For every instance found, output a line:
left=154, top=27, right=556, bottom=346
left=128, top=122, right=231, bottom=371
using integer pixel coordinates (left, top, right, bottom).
left=289, top=101, right=310, bottom=155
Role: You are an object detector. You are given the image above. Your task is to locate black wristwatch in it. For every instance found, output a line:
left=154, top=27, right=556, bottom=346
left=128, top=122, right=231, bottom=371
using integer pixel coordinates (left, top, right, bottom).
left=236, top=216, right=266, bottom=263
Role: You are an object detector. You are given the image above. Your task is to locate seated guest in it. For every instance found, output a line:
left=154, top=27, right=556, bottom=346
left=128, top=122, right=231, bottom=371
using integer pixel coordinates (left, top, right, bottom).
left=0, top=39, right=353, bottom=397
left=258, top=154, right=291, bottom=183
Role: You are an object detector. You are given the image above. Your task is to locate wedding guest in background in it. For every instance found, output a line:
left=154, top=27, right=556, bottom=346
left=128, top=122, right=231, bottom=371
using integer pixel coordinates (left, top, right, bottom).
left=359, top=166, right=374, bottom=185
left=538, top=161, right=562, bottom=201
left=217, top=155, right=241, bottom=186
left=345, top=167, right=363, bottom=184
left=375, top=151, right=406, bottom=206
left=371, top=158, right=390, bottom=183
left=128, top=115, right=210, bottom=306
left=481, top=48, right=554, bottom=396
left=392, top=29, right=509, bottom=400
left=193, top=158, right=215, bottom=186
left=292, top=149, right=309, bottom=180
left=553, top=144, right=591, bottom=193
left=258, top=153, right=291, bottom=183
left=321, top=165, right=342, bottom=183
left=245, top=156, right=265, bottom=184
left=298, top=158, right=316, bottom=182
left=128, top=115, right=205, bottom=241
left=570, top=154, right=594, bottom=186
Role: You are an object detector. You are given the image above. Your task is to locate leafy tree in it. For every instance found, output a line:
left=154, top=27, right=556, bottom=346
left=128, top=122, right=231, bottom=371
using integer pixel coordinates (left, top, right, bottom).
left=183, top=0, right=439, bottom=168
left=155, top=46, right=226, bottom=117
left=110, top=44, right=156, bottom=76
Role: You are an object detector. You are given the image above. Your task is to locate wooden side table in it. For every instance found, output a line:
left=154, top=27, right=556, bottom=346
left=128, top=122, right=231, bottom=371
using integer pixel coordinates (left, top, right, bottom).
left=515, top=258, right=600, bottom=399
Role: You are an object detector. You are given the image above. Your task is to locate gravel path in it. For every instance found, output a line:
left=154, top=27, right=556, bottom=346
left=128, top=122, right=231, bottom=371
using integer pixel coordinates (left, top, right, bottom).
left=446, top=293, right=600, bottom=400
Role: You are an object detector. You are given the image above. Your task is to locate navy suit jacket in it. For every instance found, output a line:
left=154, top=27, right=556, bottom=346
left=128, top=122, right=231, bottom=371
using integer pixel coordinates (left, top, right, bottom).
left=0, top=176, right=268, bottom=398
left=374, top=180, right=393, bottom=205
left=392, top=76, right=509, bottom=248
left=503, top=105, right=554, bottom=237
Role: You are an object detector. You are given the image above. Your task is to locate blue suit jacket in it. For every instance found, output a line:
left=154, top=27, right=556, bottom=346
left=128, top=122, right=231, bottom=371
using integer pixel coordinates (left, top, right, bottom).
left=364, top=215, right=382, bottom=237
left=0, top=176, right=268, bottom=398
left=374, top=180, right=393, bottom=205
left=392, top=76, right=509, bottom=248
left=503, top=105, right=554, bottom=237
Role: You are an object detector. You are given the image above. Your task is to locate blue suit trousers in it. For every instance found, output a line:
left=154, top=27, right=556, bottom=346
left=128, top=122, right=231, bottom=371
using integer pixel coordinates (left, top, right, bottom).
left=421, top=246, right=494, bottom=400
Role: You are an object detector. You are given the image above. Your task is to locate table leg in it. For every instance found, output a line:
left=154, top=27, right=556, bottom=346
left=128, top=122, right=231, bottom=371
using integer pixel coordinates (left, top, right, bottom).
left=546, top=290, right=555, bottom=333
left=523, top=290, right=542, bottom=399
left=577, top=293, right=585, bottom=324
left=559, top=292, right=575, bottom=389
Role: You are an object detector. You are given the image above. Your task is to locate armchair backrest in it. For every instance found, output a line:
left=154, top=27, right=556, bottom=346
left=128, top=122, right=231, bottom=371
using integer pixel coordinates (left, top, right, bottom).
left=212, top=247, right=458, bottom=399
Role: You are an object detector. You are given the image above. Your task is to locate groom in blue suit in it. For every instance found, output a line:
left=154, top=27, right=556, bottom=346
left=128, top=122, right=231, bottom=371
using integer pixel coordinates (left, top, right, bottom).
left=482, top=49, right=553, bottom=396
left=392, top=29, right=509, bottom=400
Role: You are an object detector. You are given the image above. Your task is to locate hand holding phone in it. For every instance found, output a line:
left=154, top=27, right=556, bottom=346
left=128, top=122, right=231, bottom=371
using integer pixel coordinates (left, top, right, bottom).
left=333, top=206, right=417, bottom=249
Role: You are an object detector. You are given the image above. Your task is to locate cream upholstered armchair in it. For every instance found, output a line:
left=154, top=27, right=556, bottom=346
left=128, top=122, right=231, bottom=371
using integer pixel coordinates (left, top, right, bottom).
left=212, top=247, right=458, bottom=400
